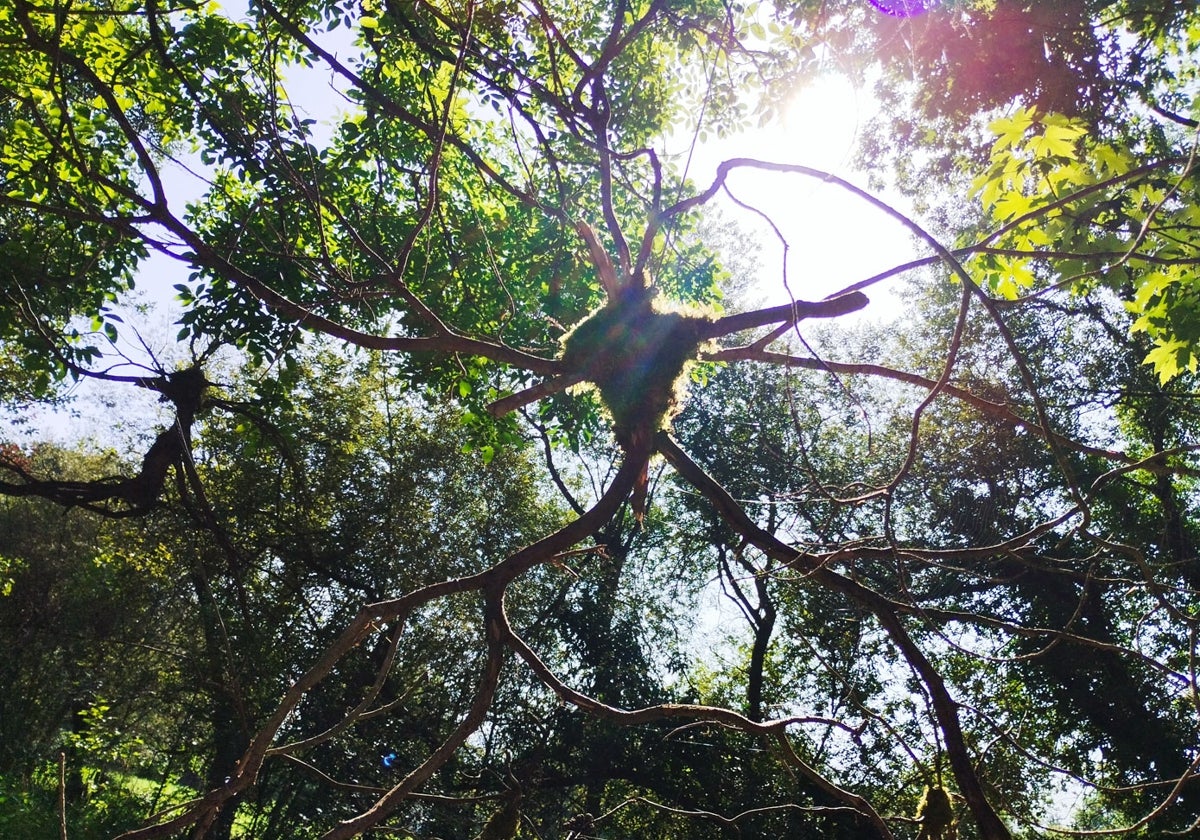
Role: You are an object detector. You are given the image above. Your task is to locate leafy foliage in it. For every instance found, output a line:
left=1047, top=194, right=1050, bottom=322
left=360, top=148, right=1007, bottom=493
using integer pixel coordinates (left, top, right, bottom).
left=2, top=1, right=1200, bottom=839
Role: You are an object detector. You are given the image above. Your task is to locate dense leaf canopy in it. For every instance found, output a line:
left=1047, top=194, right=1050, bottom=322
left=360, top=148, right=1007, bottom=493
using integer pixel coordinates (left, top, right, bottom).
left=1, top=1, right=1200, bottom=838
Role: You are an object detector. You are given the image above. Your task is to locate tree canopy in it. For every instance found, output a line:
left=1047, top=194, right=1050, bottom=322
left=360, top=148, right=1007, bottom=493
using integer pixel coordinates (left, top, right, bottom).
left=1, top=0, right=1200, bottom=838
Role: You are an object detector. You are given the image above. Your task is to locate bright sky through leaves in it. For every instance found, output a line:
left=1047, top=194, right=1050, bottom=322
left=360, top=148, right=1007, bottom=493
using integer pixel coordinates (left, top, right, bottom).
left=678, top=75, right=917, bottom=313
left=4, top=2, right=1200, bottom=837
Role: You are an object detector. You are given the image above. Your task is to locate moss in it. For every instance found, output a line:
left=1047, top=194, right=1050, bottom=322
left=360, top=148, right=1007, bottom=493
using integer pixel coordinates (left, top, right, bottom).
left=915, top=785, right=955, bottom=840
left=560, top=292, right=710, bottom=447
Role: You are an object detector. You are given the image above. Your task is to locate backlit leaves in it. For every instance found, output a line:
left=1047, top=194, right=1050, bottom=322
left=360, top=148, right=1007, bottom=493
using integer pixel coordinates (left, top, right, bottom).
left=969, top=106, right=1200, bottom=381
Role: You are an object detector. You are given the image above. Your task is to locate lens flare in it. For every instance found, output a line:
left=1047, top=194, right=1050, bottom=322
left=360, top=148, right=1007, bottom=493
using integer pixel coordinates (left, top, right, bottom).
left=867, top=0, right=934, bottom=16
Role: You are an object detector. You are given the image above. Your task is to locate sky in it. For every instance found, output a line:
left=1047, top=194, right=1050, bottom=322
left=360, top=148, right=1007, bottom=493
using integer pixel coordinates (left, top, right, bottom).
left=676, top=74, right=919, bottom=316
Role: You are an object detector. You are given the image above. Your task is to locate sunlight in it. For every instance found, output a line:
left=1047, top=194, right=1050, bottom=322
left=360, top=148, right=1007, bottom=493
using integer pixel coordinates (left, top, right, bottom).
left=779, top=74, right=868, bottom=173
left=681, top=75, right=918, bottom=315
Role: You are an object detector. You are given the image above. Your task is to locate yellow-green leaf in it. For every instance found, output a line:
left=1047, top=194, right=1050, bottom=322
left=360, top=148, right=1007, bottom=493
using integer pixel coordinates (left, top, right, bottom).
left=1144, top=339, right=1196, bottom=383
left=987, top=106, right=1037, bottom=150
left=1029, top=125, right=1083, bottom=159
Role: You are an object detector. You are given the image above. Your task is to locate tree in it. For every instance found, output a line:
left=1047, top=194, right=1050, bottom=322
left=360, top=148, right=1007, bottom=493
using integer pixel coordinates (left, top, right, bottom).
left=2, top=351, right=567, bottom=839
left=2, top=0, right=1200, bottom=838
left=0, top=445, right=189, bottom=839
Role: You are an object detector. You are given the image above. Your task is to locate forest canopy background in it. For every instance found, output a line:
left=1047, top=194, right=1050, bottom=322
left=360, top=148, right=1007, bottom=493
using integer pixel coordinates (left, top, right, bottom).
left=2, top=1, right=1200, bottom=839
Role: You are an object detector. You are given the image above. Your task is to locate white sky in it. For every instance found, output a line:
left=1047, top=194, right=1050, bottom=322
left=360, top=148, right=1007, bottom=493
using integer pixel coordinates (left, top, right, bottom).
left=677, top=75, right=919, bottom=315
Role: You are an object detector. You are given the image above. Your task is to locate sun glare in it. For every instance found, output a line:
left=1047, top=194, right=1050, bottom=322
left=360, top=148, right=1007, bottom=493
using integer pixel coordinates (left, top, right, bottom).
left=780, top=75, right=867, bottom=173
left=681, top=76, right=918, bottom=315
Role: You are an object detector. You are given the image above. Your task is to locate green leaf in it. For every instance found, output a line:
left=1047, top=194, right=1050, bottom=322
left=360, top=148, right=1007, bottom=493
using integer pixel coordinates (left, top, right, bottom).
left=1131, top=270, right=1180, bottom=312
left=1029, top=122, right=1085, bottom=159
left=1144, top=339, right=1196, bottom=383
left=987, top=106, right=1037, bottom=150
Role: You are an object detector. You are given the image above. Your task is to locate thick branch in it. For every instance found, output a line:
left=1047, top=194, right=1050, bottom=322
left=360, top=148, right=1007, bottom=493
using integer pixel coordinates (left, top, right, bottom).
left=0, top=367, right=208, bottom=515
left=704, top=292, right=869, bottom=338
left=486, top=372, right=586, bottom=417
left=576, top=221, right=622, bottom=298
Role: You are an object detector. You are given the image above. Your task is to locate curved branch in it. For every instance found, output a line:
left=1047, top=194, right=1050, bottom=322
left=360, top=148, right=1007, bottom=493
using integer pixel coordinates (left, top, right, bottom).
left=658, top=433, right=1013, bottom=840
left=117, top=431, right=645, bottom=839
left=258, top=0, right=548, bottom=215
left=598, top=795, right=876, bottom=832
left=0, top=367, right=209, bottom=515
left=163, top=214, right=563, bottom=375
left=319, top=593, right=506, bottom=840
left=498, top=606, right=896, bottom=838
left=15, top=0, right=167, bottom=211
left=267, top=624, right=406, bottom=758
left=113, top=577, right=480, bottom=840
left=706, top=339, right=1134, bottom=465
